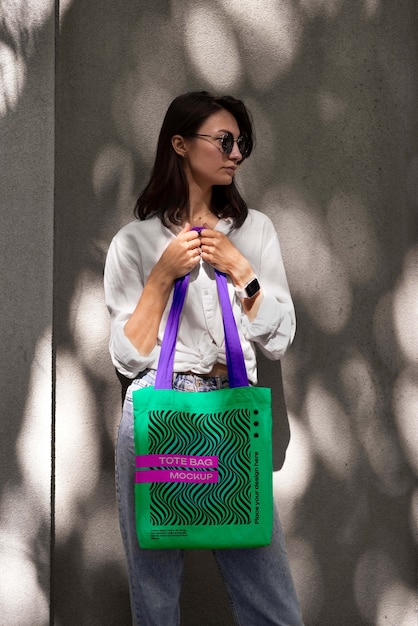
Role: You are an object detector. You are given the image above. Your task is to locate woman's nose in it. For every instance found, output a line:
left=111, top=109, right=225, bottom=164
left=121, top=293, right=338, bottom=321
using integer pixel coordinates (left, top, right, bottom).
left=229, top=141, right=242, bottom=161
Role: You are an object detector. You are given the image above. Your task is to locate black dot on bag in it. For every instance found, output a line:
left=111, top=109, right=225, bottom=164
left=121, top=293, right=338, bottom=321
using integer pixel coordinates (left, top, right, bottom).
left=254, top=421, right=259, bottom=426
left=254, top=433, right=259, bottom=438
left=254, top=409, right=259, bottom=415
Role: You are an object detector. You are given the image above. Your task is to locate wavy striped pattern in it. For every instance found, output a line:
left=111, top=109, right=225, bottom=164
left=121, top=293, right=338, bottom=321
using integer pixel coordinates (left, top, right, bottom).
left=147, top=408, right=252, bottom=526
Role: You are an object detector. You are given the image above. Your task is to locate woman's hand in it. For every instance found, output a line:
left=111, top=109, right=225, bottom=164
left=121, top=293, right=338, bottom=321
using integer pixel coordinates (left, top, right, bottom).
left=124, top=224, right=200, bottom=355
left=157, top=223, right=201, bottom=280
left=200, top=227, right=252, bottom=285
left=200, top=227, right=263, bottom=320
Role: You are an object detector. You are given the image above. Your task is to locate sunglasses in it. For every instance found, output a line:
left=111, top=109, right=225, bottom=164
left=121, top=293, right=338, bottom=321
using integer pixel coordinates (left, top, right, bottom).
left=191, top=132, right=250, bottom=158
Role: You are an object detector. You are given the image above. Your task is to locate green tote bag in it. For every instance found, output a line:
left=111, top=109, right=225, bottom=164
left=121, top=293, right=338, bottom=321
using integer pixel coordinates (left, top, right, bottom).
left=133, top=268, right=273, bottom=549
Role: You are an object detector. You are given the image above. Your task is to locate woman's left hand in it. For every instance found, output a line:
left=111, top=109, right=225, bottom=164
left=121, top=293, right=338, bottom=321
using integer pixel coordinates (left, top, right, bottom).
left=200, top=227, right=253, bottom=287
left=200, top=227, right=263, bottom=319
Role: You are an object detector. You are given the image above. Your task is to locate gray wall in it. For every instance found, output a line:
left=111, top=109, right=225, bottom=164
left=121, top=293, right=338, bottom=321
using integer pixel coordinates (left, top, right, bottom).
left=0, top=2, right=55, bottom=623
left=0, top=1, right=416, bottom=624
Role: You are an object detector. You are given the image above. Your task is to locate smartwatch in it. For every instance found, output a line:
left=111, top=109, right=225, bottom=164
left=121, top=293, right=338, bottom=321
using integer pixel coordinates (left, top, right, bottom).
left=235, top=276, right=261, bottom=299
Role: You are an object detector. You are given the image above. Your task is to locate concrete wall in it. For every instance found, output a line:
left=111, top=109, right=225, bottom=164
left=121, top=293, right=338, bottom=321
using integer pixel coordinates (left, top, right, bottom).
left=0, top=0, right=416, bottom=624
left=0, top=1, right=55, bottom=623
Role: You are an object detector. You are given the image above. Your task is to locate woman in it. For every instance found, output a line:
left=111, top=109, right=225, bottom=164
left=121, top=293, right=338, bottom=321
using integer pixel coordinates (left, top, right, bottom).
left=104, top=91, right=303, bottom=626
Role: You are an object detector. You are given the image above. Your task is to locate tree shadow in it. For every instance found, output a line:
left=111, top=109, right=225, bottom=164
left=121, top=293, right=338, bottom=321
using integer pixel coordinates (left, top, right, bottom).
left=1, top=0, right=416, bottom=623
left=53, top=0, right=417, bottom=622
left=0, top=7, right=57, bottom=619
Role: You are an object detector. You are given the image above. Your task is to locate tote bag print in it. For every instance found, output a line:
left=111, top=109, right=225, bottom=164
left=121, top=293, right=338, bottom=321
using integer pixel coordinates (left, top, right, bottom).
left=133, top=270, right=273, bottom=549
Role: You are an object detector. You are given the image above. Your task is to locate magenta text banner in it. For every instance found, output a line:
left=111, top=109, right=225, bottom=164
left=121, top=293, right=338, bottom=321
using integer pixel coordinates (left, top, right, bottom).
left=135, top=470, right=219, bottom=484
left=135, top=454, right=219, bottom=469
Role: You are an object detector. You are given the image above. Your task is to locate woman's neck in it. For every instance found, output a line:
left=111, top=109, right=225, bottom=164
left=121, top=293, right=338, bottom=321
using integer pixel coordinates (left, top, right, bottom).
left=189, top=205, right=213, bottom=225
left=187, top=183, right=214, bottom=225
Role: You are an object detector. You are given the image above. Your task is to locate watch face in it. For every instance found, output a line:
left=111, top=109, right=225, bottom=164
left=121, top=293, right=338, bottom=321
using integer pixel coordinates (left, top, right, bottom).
left=245, top=278, right=260, bottom=298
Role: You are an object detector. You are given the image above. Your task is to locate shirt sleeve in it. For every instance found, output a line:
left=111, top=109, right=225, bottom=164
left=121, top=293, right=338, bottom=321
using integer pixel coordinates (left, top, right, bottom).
left=240, top=215, right=296, bottom=360
left=104, top=235, right=159, bottom=378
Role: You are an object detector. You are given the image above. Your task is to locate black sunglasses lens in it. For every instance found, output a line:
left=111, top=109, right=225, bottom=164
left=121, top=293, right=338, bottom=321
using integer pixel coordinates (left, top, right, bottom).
left=221, top=132, right=234, bottom=154
left=237, top=137, right=249, bottom=157
left=221, top=132, right=249, bottom=156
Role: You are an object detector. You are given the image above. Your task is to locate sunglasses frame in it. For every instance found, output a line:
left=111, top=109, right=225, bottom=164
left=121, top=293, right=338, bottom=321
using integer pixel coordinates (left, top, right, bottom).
left=191, top=132, right=249, bottom=158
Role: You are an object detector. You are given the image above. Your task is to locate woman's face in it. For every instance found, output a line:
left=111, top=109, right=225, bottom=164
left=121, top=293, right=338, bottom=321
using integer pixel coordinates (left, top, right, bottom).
left=182, top=109, right=243, bottom=191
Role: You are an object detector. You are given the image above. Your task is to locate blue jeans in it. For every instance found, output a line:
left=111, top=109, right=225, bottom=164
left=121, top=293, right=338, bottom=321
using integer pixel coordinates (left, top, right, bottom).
left=115, top=370, right=304, bottom=626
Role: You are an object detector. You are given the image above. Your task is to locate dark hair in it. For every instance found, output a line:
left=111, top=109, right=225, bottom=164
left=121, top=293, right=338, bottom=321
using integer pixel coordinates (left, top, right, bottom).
left=134, top=91, right=254, bottom=228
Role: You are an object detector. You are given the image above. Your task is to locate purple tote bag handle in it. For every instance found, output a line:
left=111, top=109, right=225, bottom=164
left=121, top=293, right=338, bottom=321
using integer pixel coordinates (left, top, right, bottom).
left=155, top=237, right=249, bottom=390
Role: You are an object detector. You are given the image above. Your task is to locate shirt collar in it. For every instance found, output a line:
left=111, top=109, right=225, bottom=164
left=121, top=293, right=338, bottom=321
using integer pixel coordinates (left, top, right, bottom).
left=168, top=217, right=233, bottom=236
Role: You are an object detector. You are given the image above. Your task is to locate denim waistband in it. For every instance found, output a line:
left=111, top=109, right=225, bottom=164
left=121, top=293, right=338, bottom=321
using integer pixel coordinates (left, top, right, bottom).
left=135, top=369, right=229, bottom=391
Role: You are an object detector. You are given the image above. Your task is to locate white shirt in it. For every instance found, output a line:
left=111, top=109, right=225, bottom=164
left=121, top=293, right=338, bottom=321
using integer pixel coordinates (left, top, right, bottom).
left=104, top=209, right=295, bottom=384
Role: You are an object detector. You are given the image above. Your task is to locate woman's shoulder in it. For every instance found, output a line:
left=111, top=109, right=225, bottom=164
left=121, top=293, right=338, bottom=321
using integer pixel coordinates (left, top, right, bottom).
left=241, top=208, right=275, bottom=231
left=107, top=217, right=169, bottom=265
left=112, top=216, right=163, bottom=244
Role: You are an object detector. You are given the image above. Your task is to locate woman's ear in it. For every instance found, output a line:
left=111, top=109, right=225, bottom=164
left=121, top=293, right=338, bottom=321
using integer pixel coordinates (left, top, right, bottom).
left=171, top=135, right=188, bottom=158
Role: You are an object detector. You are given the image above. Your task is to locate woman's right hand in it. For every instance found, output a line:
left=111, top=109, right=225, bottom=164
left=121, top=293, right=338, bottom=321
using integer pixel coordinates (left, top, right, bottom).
left=157, top=223, right=201, bottom=280
left=124, top=224, right=201, bottom=355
